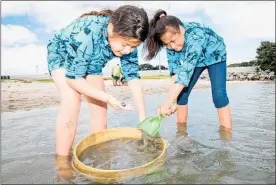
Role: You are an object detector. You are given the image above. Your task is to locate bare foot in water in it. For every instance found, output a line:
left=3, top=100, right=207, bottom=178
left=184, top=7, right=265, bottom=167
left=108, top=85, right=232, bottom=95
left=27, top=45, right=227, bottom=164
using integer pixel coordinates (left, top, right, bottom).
left=55, top=154, right=75, bottom=182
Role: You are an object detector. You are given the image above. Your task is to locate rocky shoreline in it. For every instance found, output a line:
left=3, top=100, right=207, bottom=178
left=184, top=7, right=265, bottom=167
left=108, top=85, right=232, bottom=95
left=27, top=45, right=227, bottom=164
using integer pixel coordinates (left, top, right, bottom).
left=199, top=70, right=275, bottom=81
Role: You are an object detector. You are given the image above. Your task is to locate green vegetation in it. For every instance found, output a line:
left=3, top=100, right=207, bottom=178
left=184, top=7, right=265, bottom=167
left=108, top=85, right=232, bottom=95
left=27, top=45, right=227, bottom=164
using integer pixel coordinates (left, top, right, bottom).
left=34, top=79, right=54, bottom=83
left=139, top=64, right=168, bottom=71
left=140, top=75, right=170, bottom=79
left=256, top=41, right=276, bottom=73
left=228, top=60, right=257, bottom=67
left=228, top=41, right=275, bottom=73
left=103, top=75, right=170, bottom=81
left=1, top=79, right=33, bottom=83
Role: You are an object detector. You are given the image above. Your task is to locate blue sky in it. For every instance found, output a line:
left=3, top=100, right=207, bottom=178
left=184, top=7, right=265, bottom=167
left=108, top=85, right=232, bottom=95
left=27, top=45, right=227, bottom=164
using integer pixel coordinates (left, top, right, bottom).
left=1, top=1, right=275, bottom=75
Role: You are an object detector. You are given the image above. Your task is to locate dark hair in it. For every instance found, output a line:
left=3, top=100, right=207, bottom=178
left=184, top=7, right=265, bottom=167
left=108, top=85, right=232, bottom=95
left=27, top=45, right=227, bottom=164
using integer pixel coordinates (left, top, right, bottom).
left=80, top=5, right=149, bottom=42
left=144, top=9, right=183, bottom=61
left=80, top=9, right=113, bottom=17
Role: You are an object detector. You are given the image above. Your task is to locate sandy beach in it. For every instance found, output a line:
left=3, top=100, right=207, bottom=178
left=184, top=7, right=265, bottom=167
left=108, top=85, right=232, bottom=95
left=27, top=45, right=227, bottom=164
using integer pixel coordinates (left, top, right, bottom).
left=1, top=79, right=261, bottom=112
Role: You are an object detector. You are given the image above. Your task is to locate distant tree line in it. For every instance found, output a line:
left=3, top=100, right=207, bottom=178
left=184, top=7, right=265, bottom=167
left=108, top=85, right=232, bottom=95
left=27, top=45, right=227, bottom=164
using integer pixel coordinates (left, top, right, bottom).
left=228, top=60, right=258, bottom=67
left=228, top=41, right=275, bottom=73
left=139, top=64, right=168, bottom=71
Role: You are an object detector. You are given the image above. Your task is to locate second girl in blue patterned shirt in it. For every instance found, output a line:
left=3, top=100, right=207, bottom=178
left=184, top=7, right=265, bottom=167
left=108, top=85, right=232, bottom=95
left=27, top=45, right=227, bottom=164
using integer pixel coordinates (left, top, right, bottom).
left=47, top=5, right=149, bottom=157
left=145, top=10, right=232, bottom=131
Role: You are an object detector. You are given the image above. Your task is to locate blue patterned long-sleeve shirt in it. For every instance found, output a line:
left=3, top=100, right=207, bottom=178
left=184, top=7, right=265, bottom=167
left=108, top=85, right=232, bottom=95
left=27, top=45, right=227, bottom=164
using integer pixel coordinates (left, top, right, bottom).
left=47, top=15, right=140, bottom=82
left=166, top=22, right=227, bottom=87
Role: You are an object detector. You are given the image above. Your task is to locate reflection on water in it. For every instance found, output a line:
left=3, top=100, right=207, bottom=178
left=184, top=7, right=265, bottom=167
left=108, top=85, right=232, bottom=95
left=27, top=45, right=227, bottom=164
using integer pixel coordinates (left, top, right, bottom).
left=1, top=82, right=275, bottom=184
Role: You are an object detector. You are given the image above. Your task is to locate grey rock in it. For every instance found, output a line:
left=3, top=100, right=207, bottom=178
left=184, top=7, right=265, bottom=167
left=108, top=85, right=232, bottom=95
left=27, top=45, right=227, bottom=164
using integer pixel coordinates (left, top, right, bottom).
left=248, top=73, right=255, bottom=80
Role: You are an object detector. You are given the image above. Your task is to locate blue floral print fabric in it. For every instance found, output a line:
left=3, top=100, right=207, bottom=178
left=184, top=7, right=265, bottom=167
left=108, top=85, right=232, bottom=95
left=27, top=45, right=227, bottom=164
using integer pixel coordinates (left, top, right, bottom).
left=47, top=15, right=140, bottom=82
left=166, top=22, right=227, bottom=86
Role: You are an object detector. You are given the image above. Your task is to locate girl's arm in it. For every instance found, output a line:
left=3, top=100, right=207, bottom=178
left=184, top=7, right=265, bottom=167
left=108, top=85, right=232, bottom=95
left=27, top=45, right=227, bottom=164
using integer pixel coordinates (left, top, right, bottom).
left=166, top=28, right=206, bottom=104
left=120, top=49, right=146, bottom=122
left=67, top=78, right=108, bottom=102
left=127, top=79, right=146, bottom=122
left=65, top=30, right=127, bottom=110
left=65, top=30, right=109, bottom=101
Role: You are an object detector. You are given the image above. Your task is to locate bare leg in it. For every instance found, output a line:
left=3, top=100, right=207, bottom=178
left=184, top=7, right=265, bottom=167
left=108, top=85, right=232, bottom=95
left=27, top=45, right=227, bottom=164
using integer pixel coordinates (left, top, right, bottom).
left=217, top=105, right=232, bottom=131
left=177, top=105, right=188, bottom=124
left=176, top=121, right=188, bottom=137
left=55, top=154, right=74, bottom=180
left=176, top=67, right=205, bottom=124
left=112, top=77, right=116, bottom=86
left=207, top=61, right=232, bottom=131
left=219, top=125, right=232, bottom=139
left=51, top=69, right=81, bottom=156
left=85, top=75, right=108, bottom=134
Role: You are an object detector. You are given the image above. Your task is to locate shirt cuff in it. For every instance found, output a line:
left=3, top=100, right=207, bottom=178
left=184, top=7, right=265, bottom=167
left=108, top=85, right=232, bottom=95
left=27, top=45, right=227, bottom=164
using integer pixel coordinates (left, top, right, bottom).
left=124, top=74, right=140, bottom=82
left=65, top=73, right=86, bottom=79
left=175, top=74, right=189, bottom=87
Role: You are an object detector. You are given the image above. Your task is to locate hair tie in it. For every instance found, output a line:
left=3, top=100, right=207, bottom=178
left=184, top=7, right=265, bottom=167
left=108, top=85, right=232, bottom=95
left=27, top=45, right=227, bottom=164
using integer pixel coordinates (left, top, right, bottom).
left=159, top=14, right=166, bottom=18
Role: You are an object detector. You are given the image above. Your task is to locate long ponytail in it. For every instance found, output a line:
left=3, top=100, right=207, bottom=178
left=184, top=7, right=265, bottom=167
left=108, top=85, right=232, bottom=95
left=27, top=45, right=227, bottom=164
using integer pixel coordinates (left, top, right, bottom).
left=144, top=9, right=182, bottom=61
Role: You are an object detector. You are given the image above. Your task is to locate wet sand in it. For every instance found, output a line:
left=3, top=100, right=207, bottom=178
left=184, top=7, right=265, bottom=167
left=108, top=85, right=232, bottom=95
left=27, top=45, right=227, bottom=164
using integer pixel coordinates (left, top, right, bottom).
left=1, top=79, right=259, bottom=112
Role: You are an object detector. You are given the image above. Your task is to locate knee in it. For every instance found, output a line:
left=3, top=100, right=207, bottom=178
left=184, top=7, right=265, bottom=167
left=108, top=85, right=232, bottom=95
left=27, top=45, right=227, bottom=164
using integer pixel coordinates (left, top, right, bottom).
left=212, top=88, right=229, bottom=108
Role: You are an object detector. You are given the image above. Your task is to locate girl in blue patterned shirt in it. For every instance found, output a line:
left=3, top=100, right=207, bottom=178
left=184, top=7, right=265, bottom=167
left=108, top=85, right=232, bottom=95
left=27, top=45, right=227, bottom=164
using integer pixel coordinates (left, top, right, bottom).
left=47, top=5, right=149, bottom=156
left=145, top=10, right=232, bottom=131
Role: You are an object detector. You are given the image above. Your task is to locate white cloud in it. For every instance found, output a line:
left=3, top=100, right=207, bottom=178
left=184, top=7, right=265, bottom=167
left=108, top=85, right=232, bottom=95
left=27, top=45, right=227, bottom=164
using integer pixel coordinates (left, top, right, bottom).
left=2, top=25, right=38, bottom=46
left=1, top=1, right=33, bottom=17
left=202, top=1, right=275, bottom=40
left=1, top=1, right=275, bottom=74
left=1, top=44, right=48, bottom=75
left=2, top=1, right=274, bottom=38
left=1, top=1, right=205, bottom=32
left=30, top=2, right=86, bottom=32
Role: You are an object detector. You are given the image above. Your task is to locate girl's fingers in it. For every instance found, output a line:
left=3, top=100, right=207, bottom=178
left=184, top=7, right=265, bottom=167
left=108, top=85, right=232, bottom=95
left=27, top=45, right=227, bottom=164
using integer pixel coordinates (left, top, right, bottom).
left=162, top=105, right=166, bottom=116
left=167, top=105, right=173, bottom=115
left=169, top=108, right=174, bottom=115
left=157, top=106, right=161, bottom=117
left=166, top=105, right=170, bottom=116
left=163, top=104, right=169, bottom=116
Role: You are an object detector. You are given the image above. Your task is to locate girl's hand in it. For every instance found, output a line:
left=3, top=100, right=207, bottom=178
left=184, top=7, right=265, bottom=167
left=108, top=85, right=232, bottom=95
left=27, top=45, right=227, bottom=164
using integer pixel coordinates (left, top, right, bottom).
left=107, top=94, right=135, bottom=111
left=157, top=100, right=178, bottom=117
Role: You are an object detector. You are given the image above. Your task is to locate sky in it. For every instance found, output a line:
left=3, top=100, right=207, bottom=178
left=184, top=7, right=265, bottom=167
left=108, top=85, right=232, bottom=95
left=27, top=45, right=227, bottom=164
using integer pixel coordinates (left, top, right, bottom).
left=1, top=1, right=275, bottom=75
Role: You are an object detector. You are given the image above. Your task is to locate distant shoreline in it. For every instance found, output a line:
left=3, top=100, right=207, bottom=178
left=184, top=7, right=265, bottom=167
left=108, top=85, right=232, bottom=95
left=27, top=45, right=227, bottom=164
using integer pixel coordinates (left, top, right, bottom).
left=0, top=66, right=257, bottom=79
left=1, top=78, right=272, bottom=113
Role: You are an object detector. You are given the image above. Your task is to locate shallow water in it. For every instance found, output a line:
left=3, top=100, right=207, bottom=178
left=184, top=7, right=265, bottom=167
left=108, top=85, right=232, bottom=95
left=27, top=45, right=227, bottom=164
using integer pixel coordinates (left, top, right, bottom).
left=1, top=81, right=275, bottom=184
left=79, top=137, right=163, bottom=170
